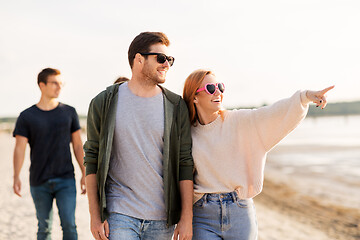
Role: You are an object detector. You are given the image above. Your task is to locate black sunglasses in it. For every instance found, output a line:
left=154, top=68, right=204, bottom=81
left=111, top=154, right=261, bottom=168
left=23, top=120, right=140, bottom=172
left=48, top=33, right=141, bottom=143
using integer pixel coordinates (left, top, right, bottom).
left=139, top=52, right=175, bottom=67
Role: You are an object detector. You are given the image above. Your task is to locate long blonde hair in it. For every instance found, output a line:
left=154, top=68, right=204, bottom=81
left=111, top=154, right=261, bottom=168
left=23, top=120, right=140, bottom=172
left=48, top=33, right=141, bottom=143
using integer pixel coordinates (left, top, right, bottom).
left=183, top=69, right=225, bottom=126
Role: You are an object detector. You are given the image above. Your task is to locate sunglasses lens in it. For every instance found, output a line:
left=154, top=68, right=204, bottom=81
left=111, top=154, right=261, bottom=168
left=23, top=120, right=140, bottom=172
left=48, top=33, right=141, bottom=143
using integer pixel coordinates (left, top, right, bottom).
left=157, top=54, right=167, bottom=64
left=206, top=84, right=216, bottom=94
left=218, top=83, right=225, bottom=93
left=156, top=54, right=174, bottom=66
left=167, top=56, right=174, bottom=66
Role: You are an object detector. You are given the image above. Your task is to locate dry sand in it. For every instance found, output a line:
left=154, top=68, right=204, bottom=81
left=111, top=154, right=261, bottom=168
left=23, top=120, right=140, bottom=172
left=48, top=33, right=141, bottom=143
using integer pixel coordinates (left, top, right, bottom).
left=1, top=131, right=359, bottom=239
left=0, top=132, right=93, bottom=240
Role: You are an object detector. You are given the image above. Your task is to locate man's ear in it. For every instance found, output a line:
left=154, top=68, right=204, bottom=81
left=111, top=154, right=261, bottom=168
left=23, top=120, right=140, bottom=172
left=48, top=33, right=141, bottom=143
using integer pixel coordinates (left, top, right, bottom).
left=38, top=82, right=45, bottom=90
left=135, top=53, right=143, bottom=64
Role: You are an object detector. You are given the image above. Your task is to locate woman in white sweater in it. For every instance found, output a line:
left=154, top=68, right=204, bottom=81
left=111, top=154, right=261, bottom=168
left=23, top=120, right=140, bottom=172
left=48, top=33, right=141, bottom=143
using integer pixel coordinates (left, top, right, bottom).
left=182, top=69, right=334, bottom=240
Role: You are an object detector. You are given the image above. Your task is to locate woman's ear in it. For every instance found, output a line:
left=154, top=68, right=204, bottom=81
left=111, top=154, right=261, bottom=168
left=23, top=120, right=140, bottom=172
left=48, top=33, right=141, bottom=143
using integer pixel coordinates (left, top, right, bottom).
left=193, top=96, right=198, bottom=104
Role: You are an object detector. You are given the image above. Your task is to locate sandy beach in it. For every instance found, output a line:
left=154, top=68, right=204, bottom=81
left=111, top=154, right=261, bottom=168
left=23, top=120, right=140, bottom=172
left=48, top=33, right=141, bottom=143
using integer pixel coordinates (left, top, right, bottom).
left=1, top=130, right=359, bottom=240
left=0, top=131, right=93, bottom=240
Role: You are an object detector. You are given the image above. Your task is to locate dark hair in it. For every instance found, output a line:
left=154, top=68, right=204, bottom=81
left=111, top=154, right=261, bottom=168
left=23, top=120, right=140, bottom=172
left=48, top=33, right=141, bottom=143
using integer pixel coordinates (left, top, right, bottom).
left=37, top=68, right=61, bottom=85
left=114, top=76, right=130, bottom=84
left=128, top=32, right=170, bottom=69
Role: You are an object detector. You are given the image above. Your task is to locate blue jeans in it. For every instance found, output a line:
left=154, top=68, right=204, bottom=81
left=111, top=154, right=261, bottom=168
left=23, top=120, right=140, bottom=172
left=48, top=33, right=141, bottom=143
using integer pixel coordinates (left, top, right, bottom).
left=30, top=177, right=77, bottom=240
left=193, top=191, right=258, bottom=240
left=107, top=212, right=175, bottom=240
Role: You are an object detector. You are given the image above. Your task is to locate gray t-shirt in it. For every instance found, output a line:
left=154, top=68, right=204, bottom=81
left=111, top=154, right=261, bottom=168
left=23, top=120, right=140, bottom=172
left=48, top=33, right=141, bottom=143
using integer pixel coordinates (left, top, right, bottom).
left=106, top=82, right=166, bottom=220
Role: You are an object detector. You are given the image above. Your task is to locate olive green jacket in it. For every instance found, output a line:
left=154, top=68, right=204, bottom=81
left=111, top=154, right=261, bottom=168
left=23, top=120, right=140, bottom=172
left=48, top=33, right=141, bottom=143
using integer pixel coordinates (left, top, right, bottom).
left=83, top=83, right=194, bottom=226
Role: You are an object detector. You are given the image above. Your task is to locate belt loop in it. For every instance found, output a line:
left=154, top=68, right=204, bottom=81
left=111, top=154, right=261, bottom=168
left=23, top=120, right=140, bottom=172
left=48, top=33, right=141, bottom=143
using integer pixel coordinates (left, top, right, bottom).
left=231, top=191, right=237, bottom=202
left=203, top=193, right=207, bottom=204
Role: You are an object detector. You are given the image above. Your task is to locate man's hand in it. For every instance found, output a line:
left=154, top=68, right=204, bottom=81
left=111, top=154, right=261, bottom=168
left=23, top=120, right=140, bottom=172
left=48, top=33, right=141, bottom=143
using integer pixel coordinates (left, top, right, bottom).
left=80, top=175, right=86, bottom=194
left=86, top=174, right=108, bottom=239
left=71, top=129, right=86, bottom=195
left=174, top=180, right=193, bottom=240
left=91, top=219, right=109, bottom=240
left=13, top=135, right=27, bottom=197
left=173, top=216, right=193, bottom=240
left=13, top=177, right=22, bottom=197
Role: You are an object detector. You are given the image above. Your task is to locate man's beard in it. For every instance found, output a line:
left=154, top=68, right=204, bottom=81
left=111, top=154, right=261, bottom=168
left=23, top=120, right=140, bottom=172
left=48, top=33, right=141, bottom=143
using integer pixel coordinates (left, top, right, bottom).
left=141, top=64, right=166, bottom=85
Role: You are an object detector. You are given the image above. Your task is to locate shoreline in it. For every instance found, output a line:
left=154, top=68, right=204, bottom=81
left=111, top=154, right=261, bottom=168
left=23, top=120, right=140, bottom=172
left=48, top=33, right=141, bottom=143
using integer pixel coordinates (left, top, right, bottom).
left=267, top=144, right=360, bottom=210
left=255, top=178, right=360, bottom=240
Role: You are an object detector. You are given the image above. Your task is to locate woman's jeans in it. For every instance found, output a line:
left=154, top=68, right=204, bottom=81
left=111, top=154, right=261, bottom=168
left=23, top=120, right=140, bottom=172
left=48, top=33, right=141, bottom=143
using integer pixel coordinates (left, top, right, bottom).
left=193, top=191, right=258, bottom=240
left=107, top=212, right=175, bottom=240
left=30, top=177, right=77, bottom=240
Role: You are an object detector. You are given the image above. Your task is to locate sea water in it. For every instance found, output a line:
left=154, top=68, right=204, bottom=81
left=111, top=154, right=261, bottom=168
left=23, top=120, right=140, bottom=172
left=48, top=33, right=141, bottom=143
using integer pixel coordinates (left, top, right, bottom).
left=266, top=115, right=360, bottom=208
left=270, top=115, right=360, bottom=177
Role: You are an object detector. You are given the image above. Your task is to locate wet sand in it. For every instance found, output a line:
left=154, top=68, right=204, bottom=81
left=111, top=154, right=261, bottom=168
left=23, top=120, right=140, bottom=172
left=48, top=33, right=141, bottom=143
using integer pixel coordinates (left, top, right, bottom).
left=255, top=179, right=360, bottom=240
left=256, top=145, right=360, bottom=240
left=1, top=131, right=359, bottom=239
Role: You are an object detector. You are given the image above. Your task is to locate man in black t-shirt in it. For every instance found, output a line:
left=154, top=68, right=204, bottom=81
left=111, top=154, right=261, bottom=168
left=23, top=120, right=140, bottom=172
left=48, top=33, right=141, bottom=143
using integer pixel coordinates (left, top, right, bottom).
left=13, top=68, right=86, bottom=240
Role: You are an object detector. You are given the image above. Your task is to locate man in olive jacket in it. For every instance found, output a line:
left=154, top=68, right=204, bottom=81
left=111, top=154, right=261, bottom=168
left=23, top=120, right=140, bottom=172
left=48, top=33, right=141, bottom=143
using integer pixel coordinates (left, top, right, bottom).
left=84, top=32, right=194, bottom=240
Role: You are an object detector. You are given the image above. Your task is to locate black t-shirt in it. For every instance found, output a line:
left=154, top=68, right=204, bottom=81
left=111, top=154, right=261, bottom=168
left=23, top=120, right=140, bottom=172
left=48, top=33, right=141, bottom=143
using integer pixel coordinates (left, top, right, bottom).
left=13, top=103, right=81, bottom=186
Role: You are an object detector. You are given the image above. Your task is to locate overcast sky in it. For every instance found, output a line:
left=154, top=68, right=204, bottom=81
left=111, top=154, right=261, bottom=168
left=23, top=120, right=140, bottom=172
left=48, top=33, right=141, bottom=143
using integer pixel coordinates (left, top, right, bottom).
left=1, top=0, right=359, bottom=117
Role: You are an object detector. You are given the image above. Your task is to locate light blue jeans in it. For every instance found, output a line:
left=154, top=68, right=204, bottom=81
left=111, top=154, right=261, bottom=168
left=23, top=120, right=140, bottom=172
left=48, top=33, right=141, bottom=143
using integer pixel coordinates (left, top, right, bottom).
left=30, top=177, right=77, bottom=240
left=107, top=212, right=175, bottom=240
left=193, top=191, right=258, bottom=240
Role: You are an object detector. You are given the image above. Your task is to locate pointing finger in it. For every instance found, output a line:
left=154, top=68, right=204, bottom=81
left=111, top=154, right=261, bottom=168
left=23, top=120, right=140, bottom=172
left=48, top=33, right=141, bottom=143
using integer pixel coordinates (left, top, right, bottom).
left=321, top=85, right=335, bottom=94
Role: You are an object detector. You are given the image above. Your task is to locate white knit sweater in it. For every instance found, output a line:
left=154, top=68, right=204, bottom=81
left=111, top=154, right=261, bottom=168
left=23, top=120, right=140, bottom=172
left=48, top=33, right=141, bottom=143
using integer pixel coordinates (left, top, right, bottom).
left=191, top=90, right=311, bottom=203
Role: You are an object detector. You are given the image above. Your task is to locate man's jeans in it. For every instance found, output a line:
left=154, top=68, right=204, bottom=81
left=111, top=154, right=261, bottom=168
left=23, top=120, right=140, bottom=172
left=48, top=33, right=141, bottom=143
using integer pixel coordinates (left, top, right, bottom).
left=193, top=191, right=258, bottom=240
left=107, top=212, right=175, bottom=240
left=30, top=177, right=77, bottom=240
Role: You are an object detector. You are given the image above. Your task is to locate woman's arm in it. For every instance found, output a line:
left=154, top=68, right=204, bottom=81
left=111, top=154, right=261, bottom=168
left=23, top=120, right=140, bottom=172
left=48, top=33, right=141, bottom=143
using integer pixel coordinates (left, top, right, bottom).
left=253, top=86, right=334, bottom=152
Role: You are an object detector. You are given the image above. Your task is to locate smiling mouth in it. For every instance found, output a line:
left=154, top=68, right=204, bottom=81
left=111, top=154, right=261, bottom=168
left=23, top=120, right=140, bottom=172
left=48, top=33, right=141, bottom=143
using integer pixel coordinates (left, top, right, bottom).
left=212, top=99, right=221, bottom=103
left=158, top=69, right=167, bottom=75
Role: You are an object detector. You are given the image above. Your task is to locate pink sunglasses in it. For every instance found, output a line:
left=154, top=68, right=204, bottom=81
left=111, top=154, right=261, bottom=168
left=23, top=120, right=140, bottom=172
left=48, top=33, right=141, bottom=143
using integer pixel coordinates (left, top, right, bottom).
left=196, top=83, right=225, bottom=95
